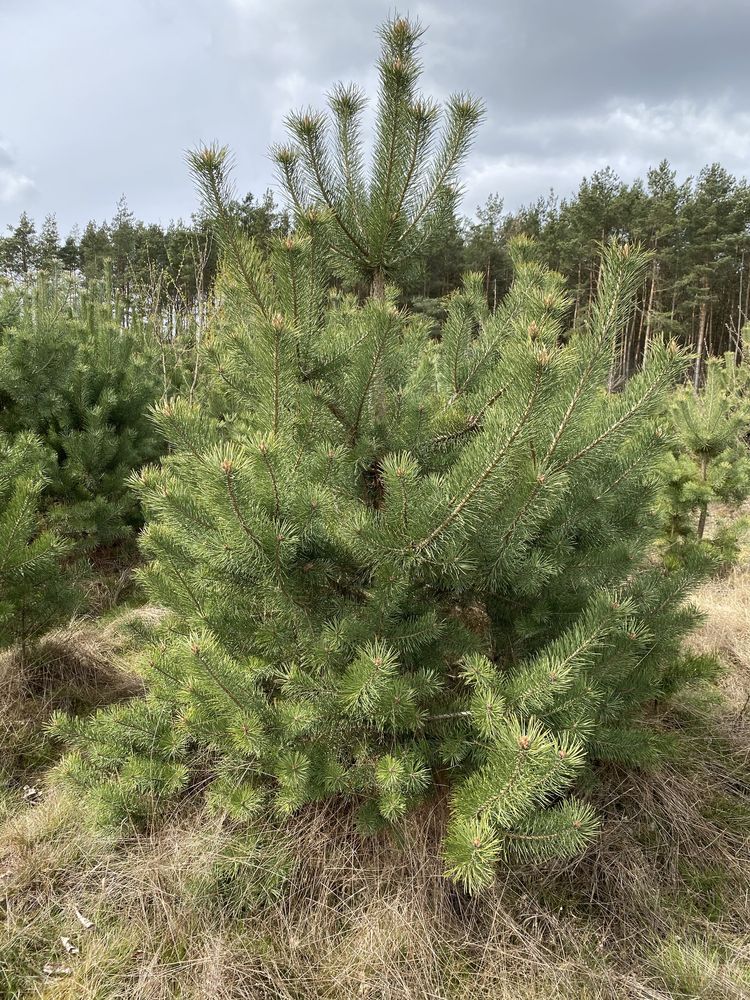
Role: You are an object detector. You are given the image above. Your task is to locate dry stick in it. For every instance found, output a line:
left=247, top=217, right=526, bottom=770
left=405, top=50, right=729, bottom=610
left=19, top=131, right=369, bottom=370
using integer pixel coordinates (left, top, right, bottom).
left=693, top=284, right=709, bottom=391
left=696, top=453, right=709, bottom=540
left=426, top=710, right=473, bottom=723
left=643, top=259, right=658, bottom=367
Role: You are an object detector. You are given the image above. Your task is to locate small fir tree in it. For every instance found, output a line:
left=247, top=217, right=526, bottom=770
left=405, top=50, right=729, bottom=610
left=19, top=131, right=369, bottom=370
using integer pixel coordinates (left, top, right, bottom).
left=56, top=19, right=715, bottom=892
left=0, top=433, right=78, bottom=660
left=0, top=276, right=163, bottom=549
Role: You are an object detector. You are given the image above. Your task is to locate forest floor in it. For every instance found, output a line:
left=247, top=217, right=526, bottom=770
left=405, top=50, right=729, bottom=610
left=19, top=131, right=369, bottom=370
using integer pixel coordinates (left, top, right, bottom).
left=1, top=565, right=749, bottom=999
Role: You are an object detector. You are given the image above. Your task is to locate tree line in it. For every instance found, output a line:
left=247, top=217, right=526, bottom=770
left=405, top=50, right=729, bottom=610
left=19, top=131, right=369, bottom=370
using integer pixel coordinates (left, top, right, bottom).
left=2, top=160, right=750, bottom=385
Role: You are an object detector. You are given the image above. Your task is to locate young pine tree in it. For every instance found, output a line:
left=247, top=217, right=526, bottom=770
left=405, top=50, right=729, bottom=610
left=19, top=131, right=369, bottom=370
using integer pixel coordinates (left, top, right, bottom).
left=659, top=352, right=750, bottom=569
left=0, top=276, right=163, bottom=550
left=0, top=434, right=78, bottom=661
left=56, top=19, right=714, bottom=892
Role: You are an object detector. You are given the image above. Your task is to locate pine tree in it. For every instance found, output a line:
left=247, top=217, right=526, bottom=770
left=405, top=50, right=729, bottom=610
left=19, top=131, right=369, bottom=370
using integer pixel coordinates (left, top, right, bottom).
left=659, top=353, right=750, bottom=569
left=0, top=277, right=163, bottom=549
left=59, top=227, right=81, bottom=273
left=463, top=193, right=509, bottom=307
left=56, top=18, right=714, bottom=892
left=79, top=221, right=111, bottom=283
left=0, top=433, right=78, bottom=660
left=38, top=214, right=62, bottom=271
left=1, top=212, right=39, bottom=278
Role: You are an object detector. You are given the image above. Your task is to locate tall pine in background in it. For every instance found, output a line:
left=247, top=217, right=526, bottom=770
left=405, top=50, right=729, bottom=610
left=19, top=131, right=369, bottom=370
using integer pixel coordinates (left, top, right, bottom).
left=57, top=17, right=716, bottom=892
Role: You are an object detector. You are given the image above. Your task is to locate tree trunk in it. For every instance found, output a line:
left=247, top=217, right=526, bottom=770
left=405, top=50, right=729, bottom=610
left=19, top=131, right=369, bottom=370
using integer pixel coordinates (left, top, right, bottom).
left=371, top=268, right=386, bottom=300
left=572, top=264, right=581, bottom=328
left=643, top=260, right=657, bottom=364
left=693, top=294, right=708, bottom=392
left=737, top=251, right=746, bottom=363
left=697, top=453, right=709, bottom=540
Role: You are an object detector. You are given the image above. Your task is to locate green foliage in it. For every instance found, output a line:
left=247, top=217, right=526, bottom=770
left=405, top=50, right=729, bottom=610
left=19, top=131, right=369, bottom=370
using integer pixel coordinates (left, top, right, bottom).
left=659, top=352, right=750, bottom=570
left=0, top=433, right=78, bottom=654
left=0, top=276, right=163, bottom=549
left=0, top=211, right=39, bottom=277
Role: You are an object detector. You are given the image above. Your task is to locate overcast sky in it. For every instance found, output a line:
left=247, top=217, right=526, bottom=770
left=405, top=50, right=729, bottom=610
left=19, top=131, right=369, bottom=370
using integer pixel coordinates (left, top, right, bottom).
left=1, top=0, right=749, bottom=234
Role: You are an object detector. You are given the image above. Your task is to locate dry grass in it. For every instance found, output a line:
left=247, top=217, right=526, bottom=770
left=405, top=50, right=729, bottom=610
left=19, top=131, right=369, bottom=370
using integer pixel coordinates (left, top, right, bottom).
left=2, top=712, right=749, bottom=1000
left=1, top=577, right=749, bottom=998
left=690, top=564, right=750, bottom=722
left=0, top=608, right=161, bottom=781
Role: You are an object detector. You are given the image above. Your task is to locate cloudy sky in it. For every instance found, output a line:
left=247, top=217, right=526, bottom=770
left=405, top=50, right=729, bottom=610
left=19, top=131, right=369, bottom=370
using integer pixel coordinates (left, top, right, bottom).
left=1, top=0, right=749, bottom=234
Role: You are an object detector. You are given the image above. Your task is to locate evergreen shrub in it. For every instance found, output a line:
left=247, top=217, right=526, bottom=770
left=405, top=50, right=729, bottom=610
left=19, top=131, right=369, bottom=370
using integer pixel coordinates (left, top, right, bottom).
left=0, top=277, right=163, bottom=550
left=55, top=18, right=717, bottom=890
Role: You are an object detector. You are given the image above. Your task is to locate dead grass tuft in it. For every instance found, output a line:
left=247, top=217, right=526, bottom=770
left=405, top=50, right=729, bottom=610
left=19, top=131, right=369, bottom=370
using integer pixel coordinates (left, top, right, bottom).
left=690, top=563, right=750, bottom=721
left=2, top=728, right=748, bottom=1000
left=0, top=609, right=160, bottom=781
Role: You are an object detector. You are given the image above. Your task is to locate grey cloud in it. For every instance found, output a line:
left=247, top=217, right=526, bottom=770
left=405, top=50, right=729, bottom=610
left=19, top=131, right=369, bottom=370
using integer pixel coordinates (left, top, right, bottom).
left=0, top=0, right=748, bottom=231
left=0, top=140, right=35, bottom=207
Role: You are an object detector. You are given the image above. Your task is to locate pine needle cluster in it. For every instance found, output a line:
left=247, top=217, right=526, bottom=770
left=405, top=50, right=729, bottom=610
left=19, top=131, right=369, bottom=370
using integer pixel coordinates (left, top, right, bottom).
left=0, top=433, right=79, bottom=658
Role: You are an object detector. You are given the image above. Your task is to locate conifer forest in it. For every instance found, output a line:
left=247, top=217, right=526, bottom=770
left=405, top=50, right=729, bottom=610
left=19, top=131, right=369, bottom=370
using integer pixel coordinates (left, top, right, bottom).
left=1, top=11, right=749, bottom=1000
